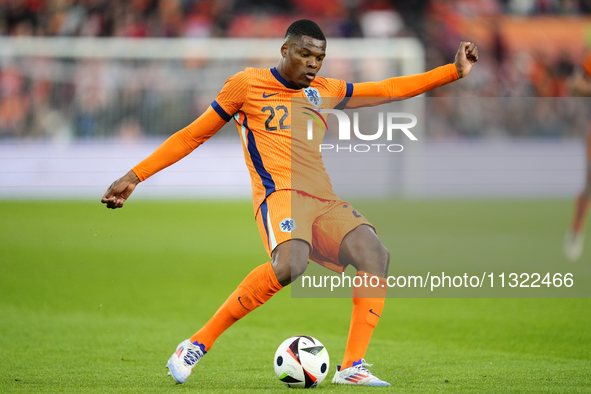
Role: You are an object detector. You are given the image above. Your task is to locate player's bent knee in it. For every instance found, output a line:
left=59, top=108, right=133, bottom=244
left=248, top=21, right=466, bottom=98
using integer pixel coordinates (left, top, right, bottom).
left=340, top=225, right=390, bottom=277
left=289, top=259, right=308, bottom=281
left=378, top=245, right=390, bottom=271
left=359, top=244, right=389, bottom=278
left=272, top=258, right=308, bottom=287
left=364, top=243, right=390, bottom=272
left=271, top=239, right=311, bottom=287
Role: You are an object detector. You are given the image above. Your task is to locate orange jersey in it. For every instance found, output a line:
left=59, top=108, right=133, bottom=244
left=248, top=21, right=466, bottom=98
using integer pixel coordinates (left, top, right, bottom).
left=132, top=64, right=458, bottom=214
left=212, top=67, right=350, bottom=210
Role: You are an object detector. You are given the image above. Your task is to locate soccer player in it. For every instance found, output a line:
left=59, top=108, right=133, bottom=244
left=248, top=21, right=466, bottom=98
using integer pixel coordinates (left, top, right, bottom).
left=102, top=20, right=478, bottom=386
left=565, top=53, right=591, bottom=261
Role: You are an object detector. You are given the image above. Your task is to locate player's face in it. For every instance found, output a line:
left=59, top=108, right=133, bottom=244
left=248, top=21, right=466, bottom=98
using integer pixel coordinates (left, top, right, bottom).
left=283, top=36, right=326, bottom=88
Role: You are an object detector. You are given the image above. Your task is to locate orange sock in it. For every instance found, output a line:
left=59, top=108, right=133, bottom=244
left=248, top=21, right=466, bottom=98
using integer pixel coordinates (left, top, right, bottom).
left=190, top=261, right=282, bottom=351
left=573, top=193, right=590, bottom=233
left=341, top=271, right=387, bottom=369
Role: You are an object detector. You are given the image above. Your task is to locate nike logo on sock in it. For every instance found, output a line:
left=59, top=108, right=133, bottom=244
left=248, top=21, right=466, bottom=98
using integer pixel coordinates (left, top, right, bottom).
left=263, top=92, right=279, bottom=98
left=369, top=309, right=380, bottom=318
left=238, top=296, right=251, bottom=311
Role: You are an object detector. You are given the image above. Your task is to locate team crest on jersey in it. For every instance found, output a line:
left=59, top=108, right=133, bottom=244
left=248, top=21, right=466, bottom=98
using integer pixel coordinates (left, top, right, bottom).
left=279, top=218, right=296, bottom=232
left=304, top=87, right=322, bottom=108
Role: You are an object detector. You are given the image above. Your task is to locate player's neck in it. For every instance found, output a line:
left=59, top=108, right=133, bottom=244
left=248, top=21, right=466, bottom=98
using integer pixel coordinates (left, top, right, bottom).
left=275, top=60, right=299, bottom=89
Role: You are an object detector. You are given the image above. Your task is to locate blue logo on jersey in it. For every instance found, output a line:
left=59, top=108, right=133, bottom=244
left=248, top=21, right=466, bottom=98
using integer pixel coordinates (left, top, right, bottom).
left=304, top=87, right=322, bottom=108
left=280, top=218, right=296, bottom=232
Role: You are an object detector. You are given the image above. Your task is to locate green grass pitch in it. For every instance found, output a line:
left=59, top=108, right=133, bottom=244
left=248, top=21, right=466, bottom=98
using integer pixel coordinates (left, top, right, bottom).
left=1, top=199, right=590, bottom=393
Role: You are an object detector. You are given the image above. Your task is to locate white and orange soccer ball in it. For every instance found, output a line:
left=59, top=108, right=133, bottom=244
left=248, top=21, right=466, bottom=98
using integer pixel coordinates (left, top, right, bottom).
left=274, top=335, right=330, bottom=388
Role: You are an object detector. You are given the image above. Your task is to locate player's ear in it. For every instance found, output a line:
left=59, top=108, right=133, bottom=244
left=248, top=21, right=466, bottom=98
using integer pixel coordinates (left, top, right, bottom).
left=280, top=42, right=289, bottom=58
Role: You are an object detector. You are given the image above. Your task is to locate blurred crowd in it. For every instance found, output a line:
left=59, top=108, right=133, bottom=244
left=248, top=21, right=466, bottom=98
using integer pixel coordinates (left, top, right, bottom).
left=1, top=0, right=591, bottom=140
left=2, top=0, right=591, bottom=38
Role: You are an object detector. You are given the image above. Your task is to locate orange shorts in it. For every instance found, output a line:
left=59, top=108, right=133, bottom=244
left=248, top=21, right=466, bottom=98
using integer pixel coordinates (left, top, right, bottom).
left=255, top=190, right=373, bottom=273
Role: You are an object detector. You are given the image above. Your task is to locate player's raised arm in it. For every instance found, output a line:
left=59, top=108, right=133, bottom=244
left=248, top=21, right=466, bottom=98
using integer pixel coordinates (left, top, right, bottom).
left=345, top=41, right=478, bottom=107
left=101, top=106, right=227, bottom=209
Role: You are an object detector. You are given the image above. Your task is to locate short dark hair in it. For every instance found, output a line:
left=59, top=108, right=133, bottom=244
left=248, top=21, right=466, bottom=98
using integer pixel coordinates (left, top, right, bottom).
left=284, top=19, right=326, bottom=42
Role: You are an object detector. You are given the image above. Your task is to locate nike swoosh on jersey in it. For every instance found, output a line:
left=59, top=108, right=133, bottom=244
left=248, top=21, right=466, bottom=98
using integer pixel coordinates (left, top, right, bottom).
left=262, top=92, right=279, bottom=98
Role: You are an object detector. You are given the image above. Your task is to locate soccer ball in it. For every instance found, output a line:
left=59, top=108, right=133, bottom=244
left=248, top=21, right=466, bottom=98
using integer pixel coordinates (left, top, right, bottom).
left=274, top=335, right=330, bottom=388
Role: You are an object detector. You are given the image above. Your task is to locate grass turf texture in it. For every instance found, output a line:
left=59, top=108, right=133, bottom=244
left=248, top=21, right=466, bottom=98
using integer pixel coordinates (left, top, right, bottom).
left=0, top=200, right=589, bottom=393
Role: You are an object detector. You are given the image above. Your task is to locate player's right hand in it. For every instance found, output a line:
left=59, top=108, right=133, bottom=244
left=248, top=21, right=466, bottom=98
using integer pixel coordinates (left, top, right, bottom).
left=101, top=170, right=140, bottom=209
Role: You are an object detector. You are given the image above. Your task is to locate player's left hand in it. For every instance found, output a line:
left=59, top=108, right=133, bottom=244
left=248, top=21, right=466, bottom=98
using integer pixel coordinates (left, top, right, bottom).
left=454, top=41, right=479, bottom=78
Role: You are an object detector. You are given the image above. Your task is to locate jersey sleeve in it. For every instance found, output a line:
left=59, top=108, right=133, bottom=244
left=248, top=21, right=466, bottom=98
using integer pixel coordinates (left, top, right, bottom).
left=346, top=63, right=459, bottom=107
left=132, top=106, right=226, bottom=181
left=210, top=70, right=250, bottom=121
left=321, top=77, right=354, bottom=110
